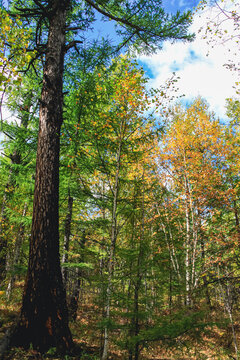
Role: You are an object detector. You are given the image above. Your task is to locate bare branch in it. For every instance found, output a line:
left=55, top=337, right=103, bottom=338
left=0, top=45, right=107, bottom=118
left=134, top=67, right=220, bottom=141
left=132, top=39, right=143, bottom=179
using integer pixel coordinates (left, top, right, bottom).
left=64, top=40, right=83, bottom=53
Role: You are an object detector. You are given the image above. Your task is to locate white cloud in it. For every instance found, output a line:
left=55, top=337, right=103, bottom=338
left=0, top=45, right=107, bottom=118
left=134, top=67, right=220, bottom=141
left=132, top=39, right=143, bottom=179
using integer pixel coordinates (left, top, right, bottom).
left=138, top=1, right=239, bottom=120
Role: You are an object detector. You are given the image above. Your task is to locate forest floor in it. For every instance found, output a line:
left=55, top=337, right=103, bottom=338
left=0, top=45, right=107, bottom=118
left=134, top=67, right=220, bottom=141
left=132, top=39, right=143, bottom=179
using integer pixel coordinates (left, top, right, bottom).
left=0, top=285, right=238, bottom=359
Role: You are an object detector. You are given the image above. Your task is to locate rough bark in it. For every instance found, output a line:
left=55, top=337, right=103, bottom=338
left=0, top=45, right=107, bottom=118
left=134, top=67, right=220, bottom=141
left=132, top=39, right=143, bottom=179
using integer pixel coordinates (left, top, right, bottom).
left=9, top=1, right=73, bottom=353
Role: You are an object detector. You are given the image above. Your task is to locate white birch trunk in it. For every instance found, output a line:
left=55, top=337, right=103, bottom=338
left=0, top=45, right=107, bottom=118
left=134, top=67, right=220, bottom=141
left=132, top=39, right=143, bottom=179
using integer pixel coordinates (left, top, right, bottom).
left=184, top=175, right=191, bottom=306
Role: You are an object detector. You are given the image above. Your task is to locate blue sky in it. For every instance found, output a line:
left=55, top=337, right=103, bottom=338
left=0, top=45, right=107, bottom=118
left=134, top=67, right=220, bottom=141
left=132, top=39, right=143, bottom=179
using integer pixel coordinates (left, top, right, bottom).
left=138, top=0, right=239, bottom=120
left=162, top=0, right=199, bottom=13
left=88, top=0, right=239, bottom=121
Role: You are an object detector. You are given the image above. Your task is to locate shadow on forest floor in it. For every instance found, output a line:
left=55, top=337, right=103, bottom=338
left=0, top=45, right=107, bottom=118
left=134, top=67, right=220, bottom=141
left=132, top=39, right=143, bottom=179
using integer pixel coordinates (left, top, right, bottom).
left=0, top=294, right=238, bottom=360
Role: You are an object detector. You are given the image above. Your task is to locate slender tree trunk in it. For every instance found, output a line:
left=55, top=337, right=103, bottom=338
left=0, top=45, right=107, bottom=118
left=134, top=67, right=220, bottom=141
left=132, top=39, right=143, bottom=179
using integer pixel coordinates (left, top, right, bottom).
left=128, top=172, right=145, bottom=360
left=161, top=221, right=181, bottom=281
left=0, top=191, right=8, bottom=284
left=127, top=193, right=136, bottom=360
left=0, top=99, right=31, bottom=285
left=233, top=199, right=240, bottom=241
left=184, top=176, right=191, bottom=307
left=156, top=201, right=181, bottom=281
left=102, top=127, right=123, bottom=360
left=218, top=268, right=238, bottom=358
left=68, top=231, right=86, bottom=320
left=188, top=187, right=197, bottom=290
left=133, top=173, right=145, bottom=360
left=62, top=193, right=73, bottom=287
left=6, top=203, right=28, bottom=301
left=100, top=193, right=107, bottom=355
left=199, top=217, right=212, bottom=309
left=132, top=247, right=142, bottom=360
left=68, top=268, right=81, bottom=321
left=0, top=151, right=22, bottom=284
left=169, top=256, right=173, bottom=312
left=10, top=2, right=73, bottom=353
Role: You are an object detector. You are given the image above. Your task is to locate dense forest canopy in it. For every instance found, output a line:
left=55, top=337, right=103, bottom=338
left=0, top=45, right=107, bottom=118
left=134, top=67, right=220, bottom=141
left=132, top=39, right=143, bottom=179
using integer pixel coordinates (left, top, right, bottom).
left=0, top=0, right=240, bottom=359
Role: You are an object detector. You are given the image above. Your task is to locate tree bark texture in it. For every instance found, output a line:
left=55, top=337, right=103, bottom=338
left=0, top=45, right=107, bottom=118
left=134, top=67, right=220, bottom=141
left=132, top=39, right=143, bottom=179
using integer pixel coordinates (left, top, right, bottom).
left=11, top=1, right=73, bottom=353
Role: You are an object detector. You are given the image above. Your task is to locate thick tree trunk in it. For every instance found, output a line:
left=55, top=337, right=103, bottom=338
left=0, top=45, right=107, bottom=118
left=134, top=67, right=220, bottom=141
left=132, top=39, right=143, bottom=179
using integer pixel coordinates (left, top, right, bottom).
left=10, top=1, right=73, bottom=353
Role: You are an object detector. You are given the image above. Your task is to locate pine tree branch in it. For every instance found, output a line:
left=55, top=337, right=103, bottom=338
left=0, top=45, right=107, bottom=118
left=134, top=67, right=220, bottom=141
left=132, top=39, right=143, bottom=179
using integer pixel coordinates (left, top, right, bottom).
left=85, top=0, right=147, bottom=33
